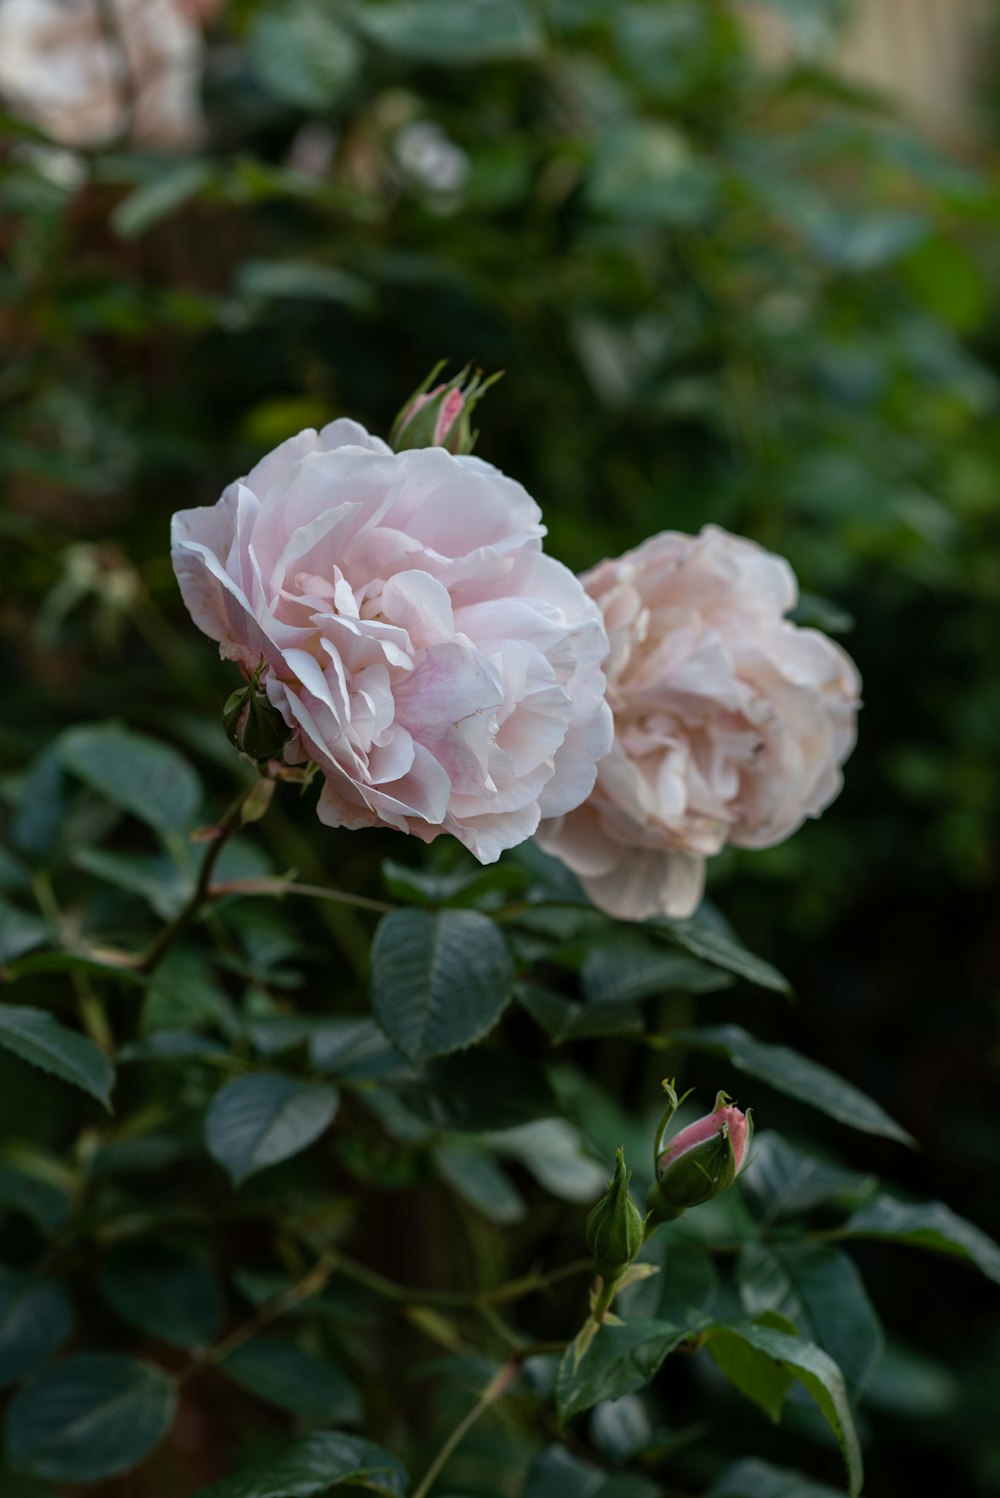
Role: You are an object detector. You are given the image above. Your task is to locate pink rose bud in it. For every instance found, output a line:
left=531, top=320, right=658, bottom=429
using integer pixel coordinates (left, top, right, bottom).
left=648, top=1088, right=752, bottom=1223
left=390, top=362, right=502, bottom=456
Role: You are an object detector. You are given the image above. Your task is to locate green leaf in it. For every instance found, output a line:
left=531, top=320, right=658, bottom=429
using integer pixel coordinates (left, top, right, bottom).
left=0, top=1005, right=114, bottom=1110
left=705, top=1325, right=794, bottom=1422
left=649, top=918, right=791, bottom=993
left=73, top=847, right=193, bottom=920
left=487, top=1118, right=607, bottom=1202
left=670, top=1024, right=914, bottom=1144
left=99, top=1245, right=224, bottom=1351
left=431, top=1141, right=526, bottom=1224
left=703, top=1322, right=863, bottom=1496
left=189, top=1431, right=407, bottom=1498
left=59, top=723, right=202, bottom=847
left=238, top=260, right=370, bottom=310
left=515, top=983, right=643, bottom=1044
left=308, top=1018, right=405, bottom=1081
left=206, top=1075, right=339, bottom=1187
left=586, top=122, right=720, bottom=227
left=112, top=162, right=213, bottom=239
left=399, top=1051, right=554, bottom=1132
left=6, top=1354, right=177, bottom=1481
left=737, top=1242, right=883, bottom=1397
left=582, top=941, right=732, bottom=1005
left=617, top=1228, right=719, bottom=1331
left=0, top=1271, right=73, bottom=1387
left=842, top=1194, right=1000, bottom=1285
left=220, top=1339, right=360, bottom=1424
left=354, top=0, right=544, bottom=63
left=708, top=1456, right=851, bottom=1498
left=370, top=909, right=513, bottom=1063
left=0, top=901, right=48, bottom=964
left=524, top=1446, right=660, bottom=1498
left=556, top=1321, right=687, bottom=1423
left=0, top=1164, right=71, bottom=1235
left=249, top=1, right=362, bottom=111
left=740, top=1132, right=877, bottom=1222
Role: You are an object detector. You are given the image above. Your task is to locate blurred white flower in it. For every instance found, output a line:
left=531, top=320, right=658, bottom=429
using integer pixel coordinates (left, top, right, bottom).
left=394, top=120, right=469, bottom=197
left=0, top=0, right=209, bottom=149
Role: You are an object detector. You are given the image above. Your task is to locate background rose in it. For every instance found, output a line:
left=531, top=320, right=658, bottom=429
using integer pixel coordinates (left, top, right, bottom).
left=537, top=525, right=860, bottom=920
left=171, top=419, right=612, bottom=862
left=0, top=0, right=207, bottom=150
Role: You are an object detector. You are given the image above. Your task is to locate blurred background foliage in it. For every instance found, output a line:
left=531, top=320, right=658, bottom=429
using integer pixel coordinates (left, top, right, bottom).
left=2, top=0, right=1000, bottom=1493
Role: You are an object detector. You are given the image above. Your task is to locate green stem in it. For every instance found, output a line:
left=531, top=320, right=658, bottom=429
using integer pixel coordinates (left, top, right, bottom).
left=410, top=1360, right=519, bottom=1498
left=590, top=1274, right=618, bottom=1324
left=137, top=778, right=260, bottom=975
left=209, top=875, right=395, bottom=916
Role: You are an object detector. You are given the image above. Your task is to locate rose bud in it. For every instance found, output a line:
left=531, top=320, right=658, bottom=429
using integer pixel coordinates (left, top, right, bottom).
left=222, top=664, right=293, bottom=764
left=648, top=1091, right=752, bottom=1223
left=390, top=362, right=502, bottom=456
left=586, top=1147, right=645, bottom=1282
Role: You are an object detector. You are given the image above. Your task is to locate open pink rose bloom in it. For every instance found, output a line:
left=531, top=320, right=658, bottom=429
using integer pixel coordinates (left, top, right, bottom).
left=537, top=525, right=860, bottom=919
left=171, top=420, right=612, bottom=862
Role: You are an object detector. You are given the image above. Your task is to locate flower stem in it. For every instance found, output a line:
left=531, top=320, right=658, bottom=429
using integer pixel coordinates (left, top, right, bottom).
left=410, top=1360, right=519, bottom=1498
left=137, top=777, right=260, bottom=975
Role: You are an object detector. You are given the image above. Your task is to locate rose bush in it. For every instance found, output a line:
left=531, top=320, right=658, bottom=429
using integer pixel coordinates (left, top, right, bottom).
left=537, top=525, right=860, bottom=919
left=171, top=418, right=612, bottom=862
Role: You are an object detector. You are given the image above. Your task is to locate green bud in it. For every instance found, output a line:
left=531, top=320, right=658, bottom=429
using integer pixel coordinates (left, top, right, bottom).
left=223, top=665, right=291, bottom=764
left=390, top=362, right=503, bottom=456
left=647, top=1091, right=751, bottom=1224
left=585, top=1147, right=644, bottom=1281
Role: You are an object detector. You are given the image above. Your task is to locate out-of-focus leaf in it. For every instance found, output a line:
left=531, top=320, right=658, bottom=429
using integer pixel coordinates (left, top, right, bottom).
left=6, top=1354, right=177, bottom=1482
left=220, top=1340, right=361, bottom=1424
left=371, top=909, right=513, bottom=1063
left=237, top=259, right=371, bottom=309
left=59, top=723, right=201, bottom=847
left=354, top=0, right=544, bottom=64
left=249, top=2, right=362, bottom=111
left=487, top=1118, right=607, bottom=1202
left=524, top=1445, right=660, bottom=1498
left=0, top=1163, right=71, bottom=1235
left=99, top=1245, right=224, bottom=1351
left=670, top=1025, right=914, bottom=1144
left=708, top=1456, right=850, bottom=1498
left=431, top=1140, right=526, bottom=1224
left=842, top=1194, right=1000, bottom=1285
left=189, top=1432, right=407, bottom=1497
left=515, top=984, right=643, bottom=1043
left=112, top=162, right=213, bottom=239
left=72, top=847, right=192, bottom=920
left=740, top=1132, right=877, bottom=1222
left=618, top=1228, right=719, bottom=1331
left=399, top=1052, right=554, bottom=1132
left=205, top=1074, right=338, bottom=1186
left=0, top=902, right=47, bottom=964
left=0, top=1006, right=113, bottom=1109
left=0, top=1271, right=73, bottom=1387
left=586, top=122, right=720, bottom=226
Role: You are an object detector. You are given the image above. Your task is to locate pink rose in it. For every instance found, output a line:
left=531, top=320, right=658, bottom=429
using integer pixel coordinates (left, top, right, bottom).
left=171, top=420, right=612, bottom=862
left=658, top=1097, right=750, bottom=1179
left=536, top=525, right=860, bottom=919
left=0, top=0, right=208, bottom=151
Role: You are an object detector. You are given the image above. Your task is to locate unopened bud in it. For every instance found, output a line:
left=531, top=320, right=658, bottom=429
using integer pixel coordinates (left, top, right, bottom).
left=648, top=1090, right=751, bottom=1223
left=390, top=362, right=502, bottom=456
left=586, top=1147, right=645, bottom=1281
left=223, top=665, right=291, bottom=764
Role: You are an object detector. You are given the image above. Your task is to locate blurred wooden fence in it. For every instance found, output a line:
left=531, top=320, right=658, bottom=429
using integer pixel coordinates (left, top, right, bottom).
left=746, top=0, right=994, bottom=140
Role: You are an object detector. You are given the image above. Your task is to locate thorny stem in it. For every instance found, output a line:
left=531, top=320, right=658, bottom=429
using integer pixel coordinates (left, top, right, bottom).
left=137, top=778, right=260, bottom=975
left=410, top=1360, right=520, bottom=1498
